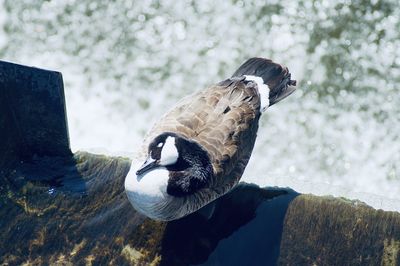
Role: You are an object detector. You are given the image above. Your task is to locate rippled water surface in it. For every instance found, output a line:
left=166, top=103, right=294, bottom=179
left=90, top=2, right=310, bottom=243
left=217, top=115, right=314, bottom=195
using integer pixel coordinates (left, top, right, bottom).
left=1, top=0, right=399, bottom=208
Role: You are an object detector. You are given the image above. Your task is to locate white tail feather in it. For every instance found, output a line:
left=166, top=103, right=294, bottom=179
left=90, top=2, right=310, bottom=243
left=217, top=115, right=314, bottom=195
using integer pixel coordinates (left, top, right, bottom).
left=244, top=75, right=270, bottom=112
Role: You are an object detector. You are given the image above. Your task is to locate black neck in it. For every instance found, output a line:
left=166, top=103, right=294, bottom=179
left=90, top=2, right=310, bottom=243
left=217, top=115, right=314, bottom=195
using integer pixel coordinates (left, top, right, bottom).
left=166, top=138, right=213, bottom=197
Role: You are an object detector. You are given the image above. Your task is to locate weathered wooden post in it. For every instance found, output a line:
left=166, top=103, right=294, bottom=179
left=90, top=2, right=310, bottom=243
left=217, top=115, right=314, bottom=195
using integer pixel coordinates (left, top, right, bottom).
left=0, top=61, right=399, bottom=265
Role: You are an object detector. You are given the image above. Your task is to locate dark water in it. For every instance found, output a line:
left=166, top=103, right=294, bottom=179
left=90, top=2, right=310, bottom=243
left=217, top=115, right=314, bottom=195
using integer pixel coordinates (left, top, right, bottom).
left=195, top=187, right=298, bottom=266
left=163, top=186, right=298, bottom=266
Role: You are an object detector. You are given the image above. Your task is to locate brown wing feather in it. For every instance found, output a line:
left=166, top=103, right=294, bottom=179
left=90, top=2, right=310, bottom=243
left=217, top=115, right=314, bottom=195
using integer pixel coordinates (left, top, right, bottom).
left=138, top=78, right=261, bottom=189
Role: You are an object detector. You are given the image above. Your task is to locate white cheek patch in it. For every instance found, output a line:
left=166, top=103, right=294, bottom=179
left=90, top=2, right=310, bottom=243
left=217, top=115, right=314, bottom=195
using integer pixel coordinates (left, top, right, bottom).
left=160, top=136, right=178, bottom=166
left=244, top=75, right=270, bottom=112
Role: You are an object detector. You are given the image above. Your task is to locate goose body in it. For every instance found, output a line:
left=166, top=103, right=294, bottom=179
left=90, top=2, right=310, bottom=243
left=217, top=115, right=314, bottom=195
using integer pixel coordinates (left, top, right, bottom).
left=125, top=58, right=296, bottom=221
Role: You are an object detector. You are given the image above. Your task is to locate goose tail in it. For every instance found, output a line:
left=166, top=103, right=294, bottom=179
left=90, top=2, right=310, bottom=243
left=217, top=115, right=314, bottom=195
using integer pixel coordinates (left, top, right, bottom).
left=232, top=57, right=296, bottom=106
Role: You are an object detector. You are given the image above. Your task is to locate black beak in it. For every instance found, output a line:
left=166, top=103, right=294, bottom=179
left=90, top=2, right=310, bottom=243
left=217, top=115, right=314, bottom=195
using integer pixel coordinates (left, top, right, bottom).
left=136, top=156, right=159, bottom=176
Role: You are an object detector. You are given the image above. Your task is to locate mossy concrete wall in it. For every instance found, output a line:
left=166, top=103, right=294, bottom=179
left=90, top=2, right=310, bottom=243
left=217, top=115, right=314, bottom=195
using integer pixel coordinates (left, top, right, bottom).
left=1, top=152, right=400, bottom=265
left=279, top=195, right=400, bottom=265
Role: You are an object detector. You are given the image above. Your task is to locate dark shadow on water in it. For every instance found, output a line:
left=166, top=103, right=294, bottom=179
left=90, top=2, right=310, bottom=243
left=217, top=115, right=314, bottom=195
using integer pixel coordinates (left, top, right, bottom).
left=160, top=183, right=299, bottom=266
left=9, top=155, right=87, bottom=194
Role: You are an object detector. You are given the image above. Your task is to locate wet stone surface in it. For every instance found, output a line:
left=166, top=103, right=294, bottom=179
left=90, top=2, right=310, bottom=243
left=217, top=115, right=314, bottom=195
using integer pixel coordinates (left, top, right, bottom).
left=279, top=195, right=400, bottom=265
left=0, top=151, right=299, bottom=265
left=1, top=151, right=400, bottom=265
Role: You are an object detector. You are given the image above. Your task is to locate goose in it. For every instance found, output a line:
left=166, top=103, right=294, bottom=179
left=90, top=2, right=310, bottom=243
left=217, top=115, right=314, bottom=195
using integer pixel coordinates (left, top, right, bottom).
left=125, top=57, right=296, bottom=221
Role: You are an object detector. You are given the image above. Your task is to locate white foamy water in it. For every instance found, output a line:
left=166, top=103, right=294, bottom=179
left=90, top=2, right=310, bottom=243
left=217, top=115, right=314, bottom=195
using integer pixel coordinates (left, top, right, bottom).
left=1, top=0, right=399, bottom=210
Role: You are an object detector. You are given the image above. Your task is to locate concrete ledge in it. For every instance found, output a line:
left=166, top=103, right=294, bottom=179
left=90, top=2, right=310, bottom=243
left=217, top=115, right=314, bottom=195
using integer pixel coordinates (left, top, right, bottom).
left=1, top=152, right=400, bottom=265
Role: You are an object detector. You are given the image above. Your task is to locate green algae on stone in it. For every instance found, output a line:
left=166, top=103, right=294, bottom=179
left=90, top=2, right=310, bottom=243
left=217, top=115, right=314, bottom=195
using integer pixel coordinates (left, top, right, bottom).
left=382, top=238, right=400, bottom=266
left=278, top=194, right=400, bottom=265
left=2, top=151, right=400, bottom=265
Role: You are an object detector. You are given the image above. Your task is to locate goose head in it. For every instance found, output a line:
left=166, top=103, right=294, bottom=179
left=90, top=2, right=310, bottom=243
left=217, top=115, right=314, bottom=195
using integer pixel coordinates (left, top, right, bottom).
left=125, top=132, right=214, bottom=220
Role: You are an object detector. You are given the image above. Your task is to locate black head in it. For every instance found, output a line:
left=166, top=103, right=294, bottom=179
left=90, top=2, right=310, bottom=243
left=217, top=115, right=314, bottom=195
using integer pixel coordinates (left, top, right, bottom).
left=136, top=132, right=214, bottom=197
